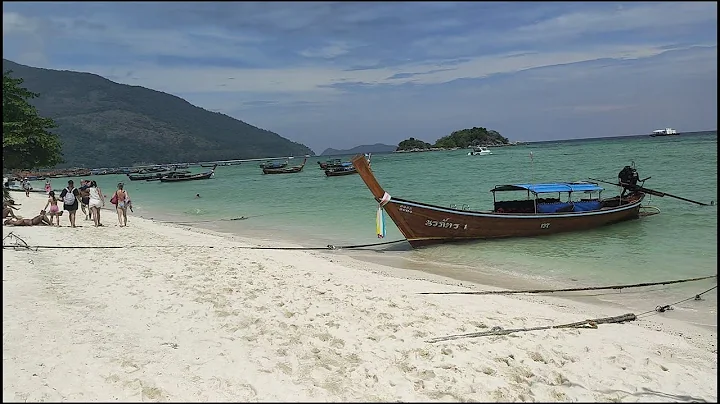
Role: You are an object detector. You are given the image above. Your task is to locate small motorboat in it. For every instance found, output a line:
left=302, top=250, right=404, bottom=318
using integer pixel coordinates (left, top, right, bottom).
left=468, top=146, right=492, bottom=156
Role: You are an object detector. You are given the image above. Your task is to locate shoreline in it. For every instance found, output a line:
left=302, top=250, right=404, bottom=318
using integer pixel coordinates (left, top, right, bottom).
left=3, top=192, right=717, bottom=401
left=8, top=188, right=718, bottom=331
left=131, top=195, right=718, bottom=332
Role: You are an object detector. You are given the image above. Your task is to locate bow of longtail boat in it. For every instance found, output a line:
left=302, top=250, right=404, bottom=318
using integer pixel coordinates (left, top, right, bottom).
left=350, top=154, right=646, bottom=248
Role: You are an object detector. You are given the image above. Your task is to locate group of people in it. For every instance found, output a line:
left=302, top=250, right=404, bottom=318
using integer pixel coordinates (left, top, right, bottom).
left=4, top=179, right=133, bottom=228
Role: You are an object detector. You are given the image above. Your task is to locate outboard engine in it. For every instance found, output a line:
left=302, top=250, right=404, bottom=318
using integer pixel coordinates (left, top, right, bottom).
left=618, top=165, right=640, bottom=197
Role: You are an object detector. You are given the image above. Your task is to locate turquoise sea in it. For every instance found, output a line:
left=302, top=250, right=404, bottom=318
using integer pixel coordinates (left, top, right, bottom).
left=29, top=132, right=718, bottom=325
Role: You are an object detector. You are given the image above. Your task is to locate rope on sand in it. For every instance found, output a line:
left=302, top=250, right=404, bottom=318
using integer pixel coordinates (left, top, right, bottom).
left=2, top=234, right=408, bottom=252
left=426, top=285, right=717, bottom=343
left=418, top=275, right=717, bottom=296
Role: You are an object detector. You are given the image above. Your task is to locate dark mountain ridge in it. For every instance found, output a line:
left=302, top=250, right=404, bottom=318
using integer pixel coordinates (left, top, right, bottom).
left=2, top=59, right=314, bottom=168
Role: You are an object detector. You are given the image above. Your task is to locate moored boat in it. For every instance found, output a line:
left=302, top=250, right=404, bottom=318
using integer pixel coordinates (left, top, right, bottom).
left=262, top=158, right=307, bottom=175
left=159, top=165, right=216, bottom=182
left=324, top=165, right=358, bottom=176
left=351, top=155, right=651, bottom=248
left=259, top=160, right=288, bottom=169
left=318, top=158, right=343, bottom=169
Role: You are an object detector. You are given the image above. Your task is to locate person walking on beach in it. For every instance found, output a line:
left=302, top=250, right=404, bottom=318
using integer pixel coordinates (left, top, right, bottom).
left=79, top=179, right=92, bottom=220
left=87, top=181, right=105, bottom=227
left=59, top=180, right=81, bottom=228
left=44, top=179, right=52, bottom=195
left=113, top=182, right=129, bottom=227
left=22, top=178, right=31, bottom=197
left=43, top=190, right=63, bottom=226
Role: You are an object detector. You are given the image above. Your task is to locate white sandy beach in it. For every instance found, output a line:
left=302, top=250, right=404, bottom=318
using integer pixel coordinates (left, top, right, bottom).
left=3, top=192, right=718, bottom=402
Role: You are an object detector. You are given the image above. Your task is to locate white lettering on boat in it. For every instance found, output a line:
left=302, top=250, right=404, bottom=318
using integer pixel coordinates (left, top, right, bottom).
left=540, top=223, right=550, bottom=229
left=425, top=219, right=467, bottom=230
left=399, top=205, right=412, bottom=214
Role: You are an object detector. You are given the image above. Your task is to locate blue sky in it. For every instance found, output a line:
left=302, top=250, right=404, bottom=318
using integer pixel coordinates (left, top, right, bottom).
left=2, top=2, right=717, bottom=153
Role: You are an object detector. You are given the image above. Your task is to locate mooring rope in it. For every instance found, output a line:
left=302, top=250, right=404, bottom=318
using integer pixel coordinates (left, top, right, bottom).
left=418, top=275, right=717, bottom=296
left=426, top=284, right=717, bottom=343
left=2, top=235, right=408, bottom=252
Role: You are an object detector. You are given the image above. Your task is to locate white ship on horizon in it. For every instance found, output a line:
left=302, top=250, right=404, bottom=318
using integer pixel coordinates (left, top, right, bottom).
left=650, top=128, right=678, bottom=137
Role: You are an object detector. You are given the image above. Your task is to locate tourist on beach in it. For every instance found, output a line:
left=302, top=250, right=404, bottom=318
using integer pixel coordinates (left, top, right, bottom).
left=43, top=190, right=63, bottom=226
left=44, top=180, right=52, bottom=195
left=87, top=181, right=105, bottom=227
left=79, top=180, right=92, bottom=220
left=59, top=180, right=81, bottom=228
left=22, top=178, right=31, bottom=197
left=3, top=202, right=19, bottom=220
left=4, top=210, right=52, bottom=226
left=113, top=182, right=129, bottom=227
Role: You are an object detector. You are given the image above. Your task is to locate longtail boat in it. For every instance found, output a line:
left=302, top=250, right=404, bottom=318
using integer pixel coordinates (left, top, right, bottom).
left=159, top=165, right=216, bottom=182
left=259, top=161, right=288, bottom=169
left=128, top=170, right=190, bottom=181
left=325, top=154, right=371, bottom=177
left=262, top=157, right=307, bottom=175
left=351, top=155, right=653, bottom=248
left=318, top=158, right=343, bottom=169
left=325, top=166, right=358, bottom=176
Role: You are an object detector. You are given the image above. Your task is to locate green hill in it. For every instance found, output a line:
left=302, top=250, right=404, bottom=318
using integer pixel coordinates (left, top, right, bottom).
left=2, top=59, right=314, bottom=168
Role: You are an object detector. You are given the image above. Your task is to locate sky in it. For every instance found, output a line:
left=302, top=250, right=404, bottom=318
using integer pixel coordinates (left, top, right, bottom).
left=2, top=2, right=717, bottom=154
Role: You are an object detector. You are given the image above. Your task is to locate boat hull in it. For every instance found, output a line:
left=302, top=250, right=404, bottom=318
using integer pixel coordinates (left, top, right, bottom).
left=381, top=196, right=643, bottom=248
left=325, top=168, right=357, bottom=176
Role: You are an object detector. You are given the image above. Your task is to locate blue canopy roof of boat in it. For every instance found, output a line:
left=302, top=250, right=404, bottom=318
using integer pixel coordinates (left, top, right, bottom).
left=491, top=182, right=604, bottom=193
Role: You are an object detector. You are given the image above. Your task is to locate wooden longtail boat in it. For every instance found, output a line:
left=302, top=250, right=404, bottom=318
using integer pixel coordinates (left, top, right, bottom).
left=259, top=161, right=288, bottom=169
left=318, top=159, right=343, bottom=169
left=128, top=170, right=190, bottom=181
left=351, top=154, right=649, bottom=248
left=324, top=165, right=358, bottom=177
left=262, top=158, right=308, bottom=175
left=159, top=165, right=216, bottom=182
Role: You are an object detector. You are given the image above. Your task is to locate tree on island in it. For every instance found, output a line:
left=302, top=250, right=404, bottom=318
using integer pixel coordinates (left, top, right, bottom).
left=396, top=127, right=509, bottom=151
left=434, top=127, right=509, bottom=148
left=3, top=70, right=63, bottom=171
left=396, top=137, right=433, bottom=151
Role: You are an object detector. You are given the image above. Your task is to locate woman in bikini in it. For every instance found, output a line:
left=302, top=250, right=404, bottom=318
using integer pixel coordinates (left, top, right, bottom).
left=88, top=181, right=105, bottom=227
left=43, top=190, right=62, bottom=226
left=114, top=182, right=129, bottom=227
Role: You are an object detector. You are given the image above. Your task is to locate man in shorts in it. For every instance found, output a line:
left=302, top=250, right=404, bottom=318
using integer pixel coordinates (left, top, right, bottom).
left=79, top=179, right=92, bottom=220
left=59, top=180, right=82, bottom=228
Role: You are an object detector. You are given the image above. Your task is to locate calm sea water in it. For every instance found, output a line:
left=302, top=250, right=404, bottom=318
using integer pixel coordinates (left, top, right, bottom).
left=31, top=132, right=718, bottom=325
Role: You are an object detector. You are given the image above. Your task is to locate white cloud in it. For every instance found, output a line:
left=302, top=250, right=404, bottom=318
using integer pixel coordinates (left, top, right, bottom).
left=2, top=11, right=39, bottom=36
left=57, top=43, right=709, bottom=97
left=516, top=2, right=717, bottom=39
left=298, top=42, right=354, bottom=59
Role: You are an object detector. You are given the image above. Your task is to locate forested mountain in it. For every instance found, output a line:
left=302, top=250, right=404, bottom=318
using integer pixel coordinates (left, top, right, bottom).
left=2, top=59, right=314, bottom=168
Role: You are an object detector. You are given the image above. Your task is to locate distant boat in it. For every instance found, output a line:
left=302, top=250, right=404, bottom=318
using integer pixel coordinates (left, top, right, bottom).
left=259, top=161, right=288, bottom=169
left=159, top=165, right=216, bottom=182
left=325, top=166, right=358, bottom=177
left=325, top=154, right=370, bottom=177
left=650, top=128, right=678, bottom=137
left=467, top=146, right=492, bottom=156
left=262, top=157, right=307, bottom=175
left=318, top=158, right=343, bottom=169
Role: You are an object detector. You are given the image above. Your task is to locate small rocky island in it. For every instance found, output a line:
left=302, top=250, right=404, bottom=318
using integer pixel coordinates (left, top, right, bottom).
left=395, top=127, right=525, bottom=153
